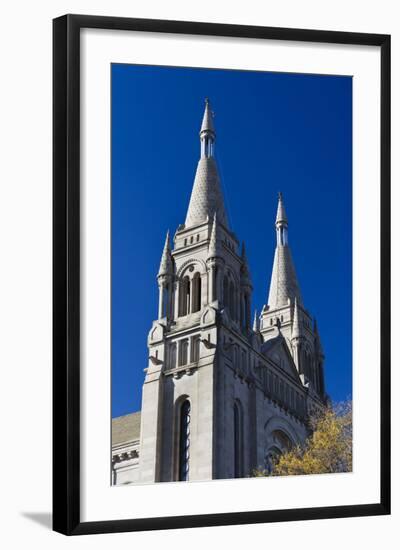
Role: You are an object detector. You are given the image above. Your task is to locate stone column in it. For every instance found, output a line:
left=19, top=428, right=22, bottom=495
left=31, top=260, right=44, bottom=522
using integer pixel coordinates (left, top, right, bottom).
left=158, top=283, right=164, bottom=320
left=201, top=271, right=208, bottom=307
left=207, top=263, right=215, bottom=303
left=174, top=280, right=180, bottom=319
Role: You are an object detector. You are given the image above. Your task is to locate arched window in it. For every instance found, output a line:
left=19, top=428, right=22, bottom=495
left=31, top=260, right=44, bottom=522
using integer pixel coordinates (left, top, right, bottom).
left=212, top=266, right=218, bottom=303
left=178, top=339, right=189, bottom=366
left=179, top=400, right=191, bottom=481
left=233, top=401, right=244, bottom=478
left=169, top=342, right=177, bottom=370
left=179, top=276, right=191, bottom=316
left=192, top=273, right=201, bottom=313
left=192, top=335, right=200, bottom=363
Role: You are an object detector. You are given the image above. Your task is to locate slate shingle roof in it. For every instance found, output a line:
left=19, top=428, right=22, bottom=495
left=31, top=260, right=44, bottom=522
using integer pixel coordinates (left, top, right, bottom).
left=112, top=411, right=141, bottom=446
left=185, top=157, right=228, bottom=228
left=267, top=245, right=302, bottom=308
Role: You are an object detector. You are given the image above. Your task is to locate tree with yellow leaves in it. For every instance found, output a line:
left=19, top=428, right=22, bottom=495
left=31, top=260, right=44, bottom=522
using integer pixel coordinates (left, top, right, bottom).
left=253, top=401, right=352, bottom=477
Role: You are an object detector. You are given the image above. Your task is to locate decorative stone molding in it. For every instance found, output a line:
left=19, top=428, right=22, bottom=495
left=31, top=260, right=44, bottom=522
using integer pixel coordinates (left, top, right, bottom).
left=112, top=449, right=139, bottom=464
left=176, top=258, right=207, bottom=278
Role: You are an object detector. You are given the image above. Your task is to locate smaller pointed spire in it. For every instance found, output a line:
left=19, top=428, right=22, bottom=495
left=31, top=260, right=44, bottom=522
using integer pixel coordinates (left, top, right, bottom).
left=158, top=230, right=172, bottom=277
left=292, top=297, right=301, bottom=339
left=200, top=98, right=215, bottom=138
left=267, top=193, right=302, bottom=308
left=208, top=212, right=219, bottom=258
left=253, top=309, right=259, bottom=332
left=276, top=192, right=288, bottom=226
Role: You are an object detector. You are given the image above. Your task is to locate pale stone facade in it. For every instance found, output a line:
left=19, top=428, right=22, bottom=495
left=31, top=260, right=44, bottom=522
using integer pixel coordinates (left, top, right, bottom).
left=112, top=100, right=327, bottom=485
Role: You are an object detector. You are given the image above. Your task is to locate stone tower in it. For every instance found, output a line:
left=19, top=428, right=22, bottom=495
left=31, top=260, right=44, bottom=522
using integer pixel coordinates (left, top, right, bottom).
left=260, top=193, right=326, bottom=398
left=138, top=99, right=253, bottom=483
left=134, top=100, right=326, bottom=485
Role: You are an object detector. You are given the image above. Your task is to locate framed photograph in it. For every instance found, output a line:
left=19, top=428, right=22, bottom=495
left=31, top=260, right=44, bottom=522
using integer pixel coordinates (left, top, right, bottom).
left=53, top=14, right=390, bottom=535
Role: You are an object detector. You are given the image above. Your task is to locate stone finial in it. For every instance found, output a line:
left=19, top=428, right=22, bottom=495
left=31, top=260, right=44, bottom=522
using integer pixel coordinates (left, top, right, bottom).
left=158, top=230, right=172, bottom=277
left=208, top=212, right=219, bottom=258
left=200, top=97, right=215, bottom=137
left=276, top=192, right=288, bottom=226
left=253, top=309, right=259, bottom=332
left=291, top=297, right=301, bottom=340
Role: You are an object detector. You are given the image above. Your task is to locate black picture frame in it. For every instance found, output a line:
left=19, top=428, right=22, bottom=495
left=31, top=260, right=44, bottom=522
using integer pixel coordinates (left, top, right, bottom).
left=53, top=14, right=391, bottom=535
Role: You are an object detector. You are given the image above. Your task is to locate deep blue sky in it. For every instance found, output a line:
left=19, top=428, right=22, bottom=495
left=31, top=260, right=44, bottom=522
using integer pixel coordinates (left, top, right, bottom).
left=111, top=64, right=352, bottom=418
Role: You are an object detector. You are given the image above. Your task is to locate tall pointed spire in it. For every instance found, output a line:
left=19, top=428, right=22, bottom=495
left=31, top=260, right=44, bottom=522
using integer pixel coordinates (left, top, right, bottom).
left=158, top=230, right=172, bottom=277
left=185, top=99, right=229, bottom=229
left=267, top=193, right=302, bottom=308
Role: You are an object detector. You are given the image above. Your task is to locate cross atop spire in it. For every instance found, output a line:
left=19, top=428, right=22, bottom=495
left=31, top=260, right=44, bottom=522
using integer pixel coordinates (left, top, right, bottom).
left=185, top=100, right=229, bottom=229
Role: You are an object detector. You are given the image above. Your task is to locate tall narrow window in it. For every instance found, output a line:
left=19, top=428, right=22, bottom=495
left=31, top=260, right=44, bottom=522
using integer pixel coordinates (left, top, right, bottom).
left=212, top=266, right=218, bottom=302
left=179, top=400, right=191, bottom=481
left=178, top=339, right=189, bottom=366
left=234, top=401, right=243, bottom=478
left=192, top=273, right=201, bottom=313
left=179, top=276, right=191, bottom=316
left=192, top=335, right=200, bottom=363
left=169, top=342, right=177, bottom=370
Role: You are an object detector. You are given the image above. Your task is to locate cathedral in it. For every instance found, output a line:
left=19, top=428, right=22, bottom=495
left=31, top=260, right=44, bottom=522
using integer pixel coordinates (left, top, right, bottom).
left=111, top=99, right=327, bottom=485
